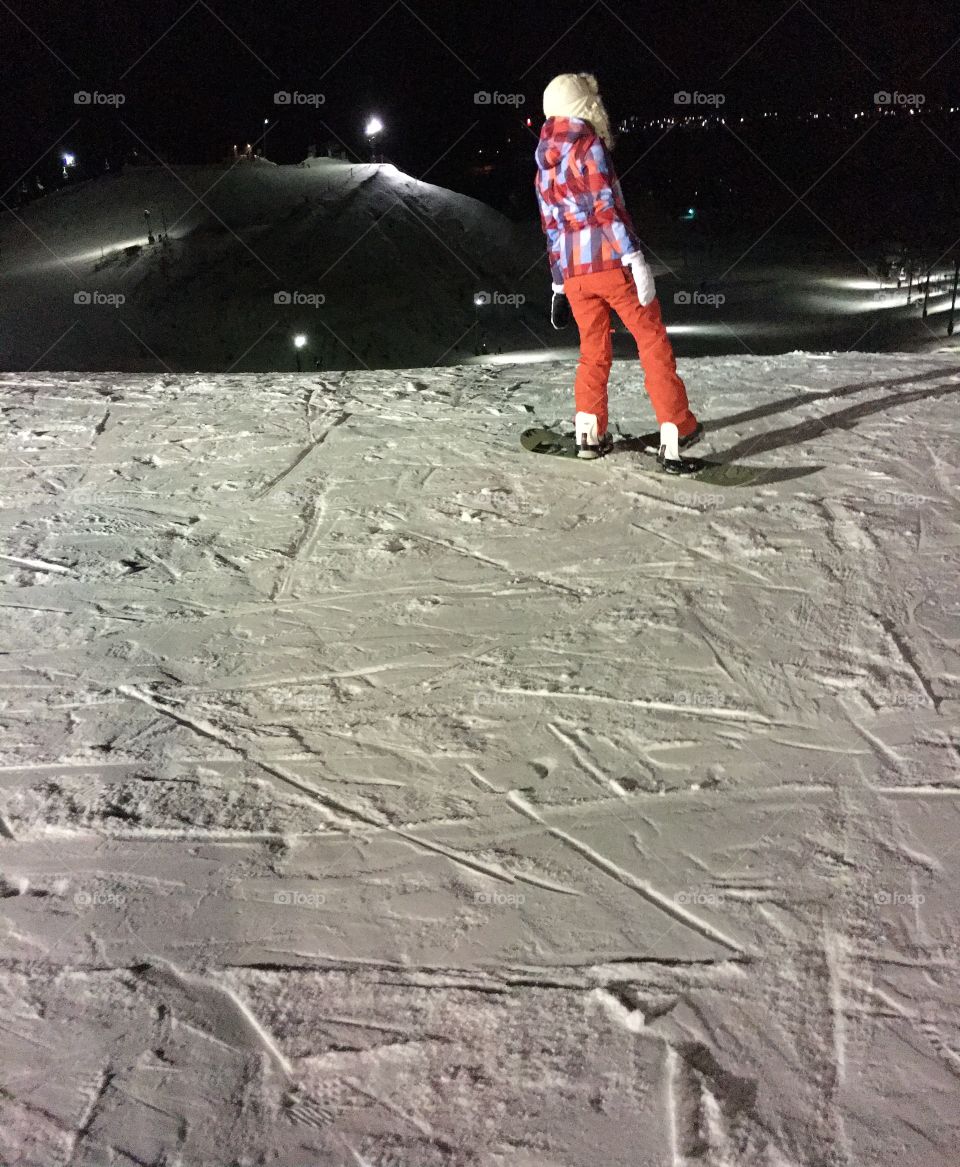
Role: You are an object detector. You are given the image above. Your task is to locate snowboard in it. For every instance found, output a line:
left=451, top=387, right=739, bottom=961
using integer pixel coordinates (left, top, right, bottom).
left=520, top=426, right=817, bottom=488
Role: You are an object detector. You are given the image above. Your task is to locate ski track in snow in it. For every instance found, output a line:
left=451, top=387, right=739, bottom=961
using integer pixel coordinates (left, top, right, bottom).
left=1, top=353, right=959, bottom=1166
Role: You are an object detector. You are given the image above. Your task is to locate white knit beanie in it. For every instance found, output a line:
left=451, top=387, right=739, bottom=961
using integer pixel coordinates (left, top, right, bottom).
left=543, top=73, right=614, bottom=146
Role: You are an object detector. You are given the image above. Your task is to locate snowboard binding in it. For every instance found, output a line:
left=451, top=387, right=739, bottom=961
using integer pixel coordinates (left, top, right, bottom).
left=657, top=422, right=703, bottom=476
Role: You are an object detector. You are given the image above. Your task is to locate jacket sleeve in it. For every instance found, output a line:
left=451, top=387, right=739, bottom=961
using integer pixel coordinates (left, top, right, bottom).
left=576, top=137, right=640, bottom=259
left=536, top=185, right=565, bottom=287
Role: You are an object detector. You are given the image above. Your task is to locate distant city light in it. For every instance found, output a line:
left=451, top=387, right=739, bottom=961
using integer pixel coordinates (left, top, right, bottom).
left=614, top=100, right=943, bottom=136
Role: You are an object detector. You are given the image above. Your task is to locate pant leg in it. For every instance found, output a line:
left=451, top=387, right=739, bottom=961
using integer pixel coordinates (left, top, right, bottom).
left=604, top=268, right=698, bottom=436
left=564, top=274, right=614, bottom=435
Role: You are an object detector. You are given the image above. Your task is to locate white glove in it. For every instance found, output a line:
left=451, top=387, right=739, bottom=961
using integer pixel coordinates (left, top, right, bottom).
left=621, top=252, right=656, bottom=307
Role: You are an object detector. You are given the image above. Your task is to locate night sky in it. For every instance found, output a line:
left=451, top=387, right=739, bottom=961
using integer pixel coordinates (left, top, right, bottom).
left=1, top=0, right=957, bottom=194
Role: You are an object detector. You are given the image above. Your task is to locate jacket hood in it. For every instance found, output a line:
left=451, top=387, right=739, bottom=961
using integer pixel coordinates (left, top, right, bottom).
left=535, top=116, right=597, bottom=170
left=542, top=73, right=614, bottom=147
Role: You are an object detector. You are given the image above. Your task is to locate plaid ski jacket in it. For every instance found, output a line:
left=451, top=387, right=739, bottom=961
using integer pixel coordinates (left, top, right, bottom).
left=535, top=116, right=641, bottom=285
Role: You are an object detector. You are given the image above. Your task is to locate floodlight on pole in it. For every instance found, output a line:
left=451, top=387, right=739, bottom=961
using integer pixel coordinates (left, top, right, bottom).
left=365, top=116, right=384, bottom=161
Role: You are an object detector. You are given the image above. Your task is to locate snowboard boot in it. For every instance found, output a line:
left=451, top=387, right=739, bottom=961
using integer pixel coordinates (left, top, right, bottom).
left=640, top=420, right=704, bottom=455
left=658, top=422, right=702, bottom=476
left=678, top=420, right=704, bottom=453
left=575, top=412, right=613, bottom=459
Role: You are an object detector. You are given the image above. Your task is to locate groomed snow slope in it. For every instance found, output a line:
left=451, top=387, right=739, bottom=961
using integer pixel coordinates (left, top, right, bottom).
left=1, top=351, right=959, bottom=1166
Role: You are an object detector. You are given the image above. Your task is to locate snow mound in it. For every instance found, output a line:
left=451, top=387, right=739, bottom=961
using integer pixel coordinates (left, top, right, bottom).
left=0, top=161, right=542, bottom=372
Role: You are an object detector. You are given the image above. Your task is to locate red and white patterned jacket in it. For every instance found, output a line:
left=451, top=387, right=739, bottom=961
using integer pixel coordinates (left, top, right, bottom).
left=535, top=116, right=641, bottom=285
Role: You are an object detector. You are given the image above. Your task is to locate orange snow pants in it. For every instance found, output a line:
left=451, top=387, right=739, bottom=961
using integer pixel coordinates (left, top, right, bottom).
left=564, top=267, right=697, bottom=438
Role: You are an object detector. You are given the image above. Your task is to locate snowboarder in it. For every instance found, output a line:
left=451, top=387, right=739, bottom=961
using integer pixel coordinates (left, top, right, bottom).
left=535, top=73, right=702, bottom=463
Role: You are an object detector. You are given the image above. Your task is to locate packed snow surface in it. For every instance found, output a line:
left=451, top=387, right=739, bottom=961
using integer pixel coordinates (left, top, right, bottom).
left=1, top=351, right=959, bottom=1166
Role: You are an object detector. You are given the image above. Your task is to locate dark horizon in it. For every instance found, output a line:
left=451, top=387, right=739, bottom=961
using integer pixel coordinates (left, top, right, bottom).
left=2, top=0, right=957, bottom=192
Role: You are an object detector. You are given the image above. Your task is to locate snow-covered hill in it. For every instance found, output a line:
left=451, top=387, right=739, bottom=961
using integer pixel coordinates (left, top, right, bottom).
left=4, top=158, right=958, bottom=376
left=0, top=160, right=543, bottom=373
left=1, top=352, right=959, bottom=1165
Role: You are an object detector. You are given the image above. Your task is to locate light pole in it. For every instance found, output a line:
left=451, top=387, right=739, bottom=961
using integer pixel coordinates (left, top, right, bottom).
left=293, top=333, right=308, bottom=372
left=263, top=118, right=270, bottom=158
left=365, top=116, right=384, bottom=162
left=473, top=293, right=489, bottom=356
